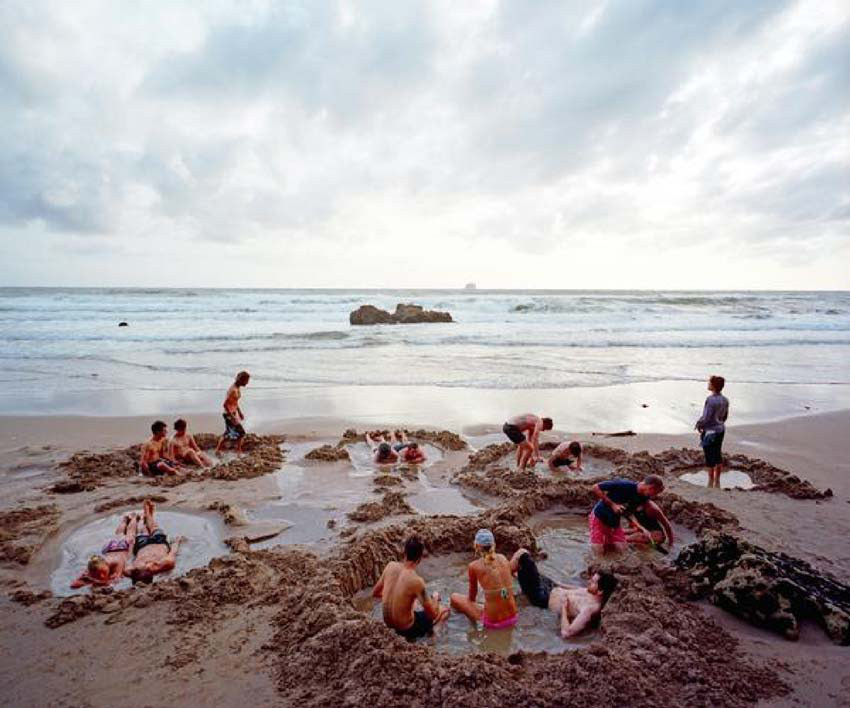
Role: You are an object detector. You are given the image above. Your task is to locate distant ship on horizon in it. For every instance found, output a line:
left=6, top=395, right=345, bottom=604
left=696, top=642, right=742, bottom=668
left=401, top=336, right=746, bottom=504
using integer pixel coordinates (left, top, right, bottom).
left=464, top=282, right=476, bottom=290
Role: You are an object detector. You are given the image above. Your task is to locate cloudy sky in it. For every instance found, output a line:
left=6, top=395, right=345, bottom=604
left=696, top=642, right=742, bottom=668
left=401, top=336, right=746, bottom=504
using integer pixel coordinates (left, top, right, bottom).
left=1, top=0, right=848, bottom=289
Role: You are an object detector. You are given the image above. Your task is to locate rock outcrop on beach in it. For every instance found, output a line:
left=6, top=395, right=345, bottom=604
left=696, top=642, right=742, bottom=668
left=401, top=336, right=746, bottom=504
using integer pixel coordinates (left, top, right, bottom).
left=349, top=303, right=453, bottom=325
left=675, top=533, right=850, bottom=644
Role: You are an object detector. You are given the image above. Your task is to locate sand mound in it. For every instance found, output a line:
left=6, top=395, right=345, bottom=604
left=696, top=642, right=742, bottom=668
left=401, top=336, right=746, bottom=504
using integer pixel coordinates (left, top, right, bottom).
left=656, top=448, right=831, bottom=499
left=338, top=428, right=466, bottom=451
left=305, top=444, right=351, bottom=462
left=50, top=434, right=285, bottom=492
left=675, top=533, right=850, bottom=644
left=0, top=505, right=61, bottom=565
left=348, top=491, right=415, bottom=523
left=93, top=494, right=168, bottom=513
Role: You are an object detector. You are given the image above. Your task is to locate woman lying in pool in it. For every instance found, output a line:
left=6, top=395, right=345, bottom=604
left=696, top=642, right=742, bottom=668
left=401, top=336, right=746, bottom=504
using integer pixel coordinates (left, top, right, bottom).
left=450, top=528, right=518, bottom=629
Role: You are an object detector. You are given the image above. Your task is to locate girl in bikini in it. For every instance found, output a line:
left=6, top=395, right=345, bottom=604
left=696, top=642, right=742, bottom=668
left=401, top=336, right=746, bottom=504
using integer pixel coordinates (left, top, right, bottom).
left=450, top=528, right=519, bottom=630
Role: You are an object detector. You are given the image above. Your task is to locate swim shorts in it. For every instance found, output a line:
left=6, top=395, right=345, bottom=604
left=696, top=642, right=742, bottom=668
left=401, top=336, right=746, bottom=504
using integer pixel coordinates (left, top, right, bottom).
left=503, top=423, right=526, bottom=445
left=516, top=552, right=555, bottom=609
left=147, top=459, right=171, bottom=476
left=701, top=430, right=724, bottom=467
left=395, top=610, right=434, bottom=641
left=133, top=530, right=171, bottom=557
left=589, top=513, right=626, bottom=546
left=102, top=538, right=130, bottom=554
left=223, top=413, right=246, bottom=440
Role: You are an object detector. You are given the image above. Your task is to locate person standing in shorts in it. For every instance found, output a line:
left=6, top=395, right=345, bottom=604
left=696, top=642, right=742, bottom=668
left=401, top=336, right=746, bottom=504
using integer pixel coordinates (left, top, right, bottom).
left=696, top=375, right=729, bottom=488
left=589, top=476, right=664, bottom=555
left=502, top=414, right=553, bottom=471
left=215, top=371, right=250, bottom=455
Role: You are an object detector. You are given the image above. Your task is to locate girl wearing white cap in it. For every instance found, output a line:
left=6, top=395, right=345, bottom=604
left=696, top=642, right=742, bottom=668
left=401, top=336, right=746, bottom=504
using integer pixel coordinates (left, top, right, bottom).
left=450, top=528, right=518, bottom=629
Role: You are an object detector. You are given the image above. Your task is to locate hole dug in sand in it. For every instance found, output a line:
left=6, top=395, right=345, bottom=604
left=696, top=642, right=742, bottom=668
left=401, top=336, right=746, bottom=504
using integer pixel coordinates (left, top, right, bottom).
left=346, top=442, right=443, bottom=477
left=679, top=468, right=755, bottom=490
left=51, top=510, right=229, bottom=596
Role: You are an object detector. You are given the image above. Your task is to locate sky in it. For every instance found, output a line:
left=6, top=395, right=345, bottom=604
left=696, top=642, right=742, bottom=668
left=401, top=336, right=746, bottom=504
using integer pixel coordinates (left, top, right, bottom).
left=1, top=0, right=849, bottom=290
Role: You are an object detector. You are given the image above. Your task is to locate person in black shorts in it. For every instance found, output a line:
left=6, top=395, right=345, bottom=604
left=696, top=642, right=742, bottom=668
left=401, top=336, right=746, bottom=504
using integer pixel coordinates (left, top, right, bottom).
left=502, top=413, right=554, bottom=470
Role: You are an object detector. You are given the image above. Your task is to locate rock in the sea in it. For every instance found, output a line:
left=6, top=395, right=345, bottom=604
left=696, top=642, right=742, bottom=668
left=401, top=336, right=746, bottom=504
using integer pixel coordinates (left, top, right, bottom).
left=118, top=322, right=128, bottom=327
left=349, top=303, right=452, bottom=325
left=675, top=533, right=850, bottom=644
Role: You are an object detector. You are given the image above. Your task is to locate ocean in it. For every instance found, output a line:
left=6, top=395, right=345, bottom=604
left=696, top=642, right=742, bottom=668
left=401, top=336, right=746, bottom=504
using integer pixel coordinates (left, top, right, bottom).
left=2, top=288, right=849, bottom=424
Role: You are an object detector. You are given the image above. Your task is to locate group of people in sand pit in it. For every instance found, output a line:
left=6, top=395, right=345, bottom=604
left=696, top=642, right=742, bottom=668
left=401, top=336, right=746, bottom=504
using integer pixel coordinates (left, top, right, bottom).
left=71, top=500, right=183, bottom=588
left=367, top=430, right=427, bottom=466
left=138, top=371, right=252, bottom=477
left=373, top=531, right=618, bottom=643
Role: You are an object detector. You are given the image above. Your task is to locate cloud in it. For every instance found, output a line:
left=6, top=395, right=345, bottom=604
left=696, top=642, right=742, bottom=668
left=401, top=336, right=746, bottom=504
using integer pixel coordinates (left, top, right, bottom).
left=0, top=0, right=848, bottom=287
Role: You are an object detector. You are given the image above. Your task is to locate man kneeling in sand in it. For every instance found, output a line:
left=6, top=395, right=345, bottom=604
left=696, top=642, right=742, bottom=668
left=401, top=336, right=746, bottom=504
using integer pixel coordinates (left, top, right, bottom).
left=372, top=536, right=450, bottom=641
left=170, top=419, right=213, bottom=469
left=511, top=549, right=617, bottom=638
left=548, top=440, right=583, bottom=472
left=71, top=513, right=139, bottom=588
left=140, top=421, right=181, bottom=476
left=123, top=500, right=184, bottom=585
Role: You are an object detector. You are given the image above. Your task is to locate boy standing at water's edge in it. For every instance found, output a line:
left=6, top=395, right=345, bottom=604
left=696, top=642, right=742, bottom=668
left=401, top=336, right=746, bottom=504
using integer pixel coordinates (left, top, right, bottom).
left=216, top=371, right=250, bottom=454
left=696, top=376, right=729, bottom=488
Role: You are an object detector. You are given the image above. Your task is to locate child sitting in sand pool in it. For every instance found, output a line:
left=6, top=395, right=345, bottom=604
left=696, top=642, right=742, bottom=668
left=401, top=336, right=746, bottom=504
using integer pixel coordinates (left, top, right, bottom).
left=169, top=418, right=213, bottom=469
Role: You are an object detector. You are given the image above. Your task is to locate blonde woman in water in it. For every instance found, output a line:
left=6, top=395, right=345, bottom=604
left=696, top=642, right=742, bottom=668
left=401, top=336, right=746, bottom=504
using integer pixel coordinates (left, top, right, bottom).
left=450, top=529, right=519, bottom=629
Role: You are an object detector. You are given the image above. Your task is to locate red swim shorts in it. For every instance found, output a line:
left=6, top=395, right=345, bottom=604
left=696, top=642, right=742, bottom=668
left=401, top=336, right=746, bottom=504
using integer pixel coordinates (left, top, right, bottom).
left=588, top=512, right=626, bottom=546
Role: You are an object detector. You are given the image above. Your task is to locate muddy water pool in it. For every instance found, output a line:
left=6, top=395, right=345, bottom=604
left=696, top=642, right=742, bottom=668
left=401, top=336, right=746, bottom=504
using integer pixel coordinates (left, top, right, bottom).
left=679, top=469, right=755, bottom=490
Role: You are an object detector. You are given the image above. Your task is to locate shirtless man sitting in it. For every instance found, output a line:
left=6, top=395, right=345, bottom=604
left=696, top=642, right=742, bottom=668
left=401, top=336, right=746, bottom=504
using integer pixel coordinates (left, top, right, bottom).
left=502, top=413, right=553, bottom=471
left=140, top=421, right=180, bottom=476
left=215, top=371, right=250, bottom=455
left=511, top=549, right=617, bottom=638
left=366, top=432, right=399, bottom=465
left=170, top=419, right=213, bottom=469
left=548, top=440, right=583, bottom=472
left=372, top=536, right=450, bottom=641
left=71, top=513, right=138, bottom=588
left=123, top=500, right=184, bottom=585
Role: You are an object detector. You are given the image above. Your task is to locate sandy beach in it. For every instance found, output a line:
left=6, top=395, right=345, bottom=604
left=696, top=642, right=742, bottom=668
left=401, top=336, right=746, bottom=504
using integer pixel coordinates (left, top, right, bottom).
left=1, top=407, right=848, bottom=707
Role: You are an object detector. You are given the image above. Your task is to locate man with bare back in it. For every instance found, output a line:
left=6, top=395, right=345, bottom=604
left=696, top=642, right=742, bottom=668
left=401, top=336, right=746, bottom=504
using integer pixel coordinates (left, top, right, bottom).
left=123, top=500, right=184, bottom=585
left=139, top=420, right=180, bottom=476
left=170, top=419, right=213, bottom=468
left=511, top=549, right=618, bottom=638
left=502, top=413, right=553, bottom=470
left=215, top=371, right=250, bottom=454
left=372, top=536, right=450, bottom=641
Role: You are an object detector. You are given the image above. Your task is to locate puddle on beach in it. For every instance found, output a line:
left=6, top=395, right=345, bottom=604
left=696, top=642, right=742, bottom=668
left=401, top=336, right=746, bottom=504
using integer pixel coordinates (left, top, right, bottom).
left=51, top=510, right=228, bottom=596
left=679, top=469, right=755, bottom=490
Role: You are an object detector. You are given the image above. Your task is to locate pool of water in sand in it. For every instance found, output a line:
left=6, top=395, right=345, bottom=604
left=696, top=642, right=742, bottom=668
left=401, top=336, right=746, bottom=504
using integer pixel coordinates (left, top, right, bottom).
left=679, top=469, right=755, bottom=490
left=51, top=510, right=228, bottom=596
left=346, top=442, right=443, bottom=476
left=354, top=508, right=696, bottom=655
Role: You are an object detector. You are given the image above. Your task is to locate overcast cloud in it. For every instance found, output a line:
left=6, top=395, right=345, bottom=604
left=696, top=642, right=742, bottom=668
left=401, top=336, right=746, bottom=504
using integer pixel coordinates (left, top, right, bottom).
left=1, top=0, right=848, bottom=288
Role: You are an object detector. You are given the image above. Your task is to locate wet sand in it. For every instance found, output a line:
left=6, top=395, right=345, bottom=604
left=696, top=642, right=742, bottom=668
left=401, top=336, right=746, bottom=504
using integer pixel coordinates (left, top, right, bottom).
left=0, top=410, right=849, bottom=706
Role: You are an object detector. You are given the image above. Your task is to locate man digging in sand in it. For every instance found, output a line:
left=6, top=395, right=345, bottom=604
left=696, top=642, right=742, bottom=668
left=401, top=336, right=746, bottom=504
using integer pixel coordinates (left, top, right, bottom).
left=123, top=500, right=184, bottom=585
left=590, top=475, right=665, bottom=555
left=502, top=413, right=553, bottom=471
left=511, top=549, right=618, bottom=638
left=71, top=513, right=139, bottom=588
left=140, top=421, right=181, bottom=476
left=216, top=371, right=250, bottom=455
left=170, top=418, right=213, bottom=469
left=547, top=440, right=583, bottom=472
left=372, top=535, right=450, bottom=641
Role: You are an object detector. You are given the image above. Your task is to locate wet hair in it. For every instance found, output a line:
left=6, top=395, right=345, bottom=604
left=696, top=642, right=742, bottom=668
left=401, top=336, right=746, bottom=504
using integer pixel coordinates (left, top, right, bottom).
left=568, top=441, right=582, bottom=457
left=130, top=567, right=155, bottom=585
left=174, top=418, right=187, bottom=432
left=404, top=536, right=424, bottom=562
left=542, top=417, right=553, bottom=430
left=378, top=442, right=392, bottom=457
left=642, top=474, right=664, bottom=491
left=408, top=442, right=419, bottom=450
left=151, top=420, right=167, bottom=435
left=87, top=555, right=108, bottom=575
left=235, top=371, right=250, bottom=385
left=710, top=375, right=725, bottom=393
left=597, top=571, right=618, bottom=604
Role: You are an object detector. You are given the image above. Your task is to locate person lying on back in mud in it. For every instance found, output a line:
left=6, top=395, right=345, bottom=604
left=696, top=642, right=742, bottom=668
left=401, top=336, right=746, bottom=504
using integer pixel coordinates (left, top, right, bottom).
left=589, top=475, right=664, bottom=555
left=71, top=513, right=139, bottom=588
left=624, top=500, right=674, bottom=548
left=450, top=529, right=518, bottom=630
left=366, top=432, right=399, bottom=465
left=547, top=440, right=583, bottom=472
left=123, top=500, right=184, bottom=585
left=169, top=418, right=213, bottom=469
left=372, top=535, right=450, bottom=641
left=502, top=414, right=553, bottom=471
left=140, top=421, right=181, bottom=476
left=215, top=371, right=250, bottom=455
left=510, top=549, right=617, bottom=638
